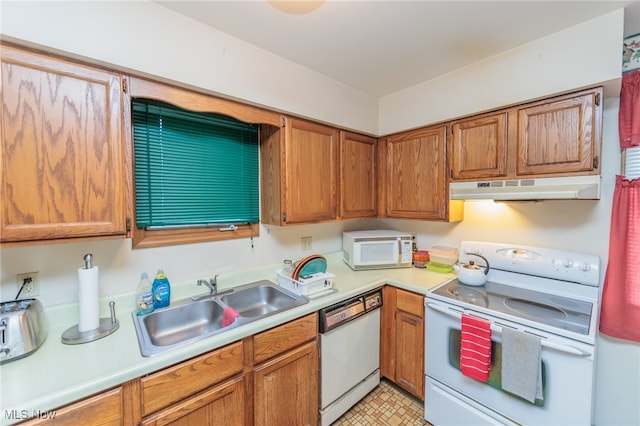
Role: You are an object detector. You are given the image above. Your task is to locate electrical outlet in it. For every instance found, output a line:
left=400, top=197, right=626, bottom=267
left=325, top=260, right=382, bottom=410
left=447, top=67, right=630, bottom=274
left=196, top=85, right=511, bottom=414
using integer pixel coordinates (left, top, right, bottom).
left=301, top=236, right=312, bottom=251
left=17, top=272, right=39, bottom=298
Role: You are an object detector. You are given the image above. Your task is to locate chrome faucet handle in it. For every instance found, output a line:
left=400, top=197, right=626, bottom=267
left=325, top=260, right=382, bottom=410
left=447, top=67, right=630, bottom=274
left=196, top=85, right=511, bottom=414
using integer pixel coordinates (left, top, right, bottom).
left=210, top=274, right=219, bottom=290
left=196, top=275, right=219, bottom=295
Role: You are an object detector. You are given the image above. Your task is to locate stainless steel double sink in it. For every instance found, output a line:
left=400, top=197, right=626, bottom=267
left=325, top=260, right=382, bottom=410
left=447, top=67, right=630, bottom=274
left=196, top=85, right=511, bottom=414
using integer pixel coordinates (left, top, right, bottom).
left=132, top=280, right=308, bottom=356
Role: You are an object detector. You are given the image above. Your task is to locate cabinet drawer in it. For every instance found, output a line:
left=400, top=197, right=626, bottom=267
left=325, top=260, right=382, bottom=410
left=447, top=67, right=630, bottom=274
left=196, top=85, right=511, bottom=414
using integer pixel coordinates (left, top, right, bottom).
left=396, top=289, right=424, bottom=317
left=253, top=313, right=317, bottom=364
left=141, top=341, right=243, bottom=416
left=21, top=386, right=124, bottom=425
left=141, top=377, right=245, bottom=426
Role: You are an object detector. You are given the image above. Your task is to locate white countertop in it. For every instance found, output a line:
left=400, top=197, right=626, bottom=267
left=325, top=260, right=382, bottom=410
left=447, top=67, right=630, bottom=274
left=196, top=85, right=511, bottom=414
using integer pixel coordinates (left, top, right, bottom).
left=0, top=253, right=454, bottom=425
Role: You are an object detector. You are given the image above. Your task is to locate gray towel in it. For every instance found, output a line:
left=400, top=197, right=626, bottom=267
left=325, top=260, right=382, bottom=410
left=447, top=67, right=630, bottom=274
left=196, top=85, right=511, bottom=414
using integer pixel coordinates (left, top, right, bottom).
left=501, top=327, right=543, bottom=403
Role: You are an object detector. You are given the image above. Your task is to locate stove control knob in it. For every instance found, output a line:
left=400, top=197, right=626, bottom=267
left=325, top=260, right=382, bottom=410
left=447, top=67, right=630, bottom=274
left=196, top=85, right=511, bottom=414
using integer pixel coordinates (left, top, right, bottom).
left=579, top=263, right=591, bottom=272
left=562, top=259, right=574, bottom=268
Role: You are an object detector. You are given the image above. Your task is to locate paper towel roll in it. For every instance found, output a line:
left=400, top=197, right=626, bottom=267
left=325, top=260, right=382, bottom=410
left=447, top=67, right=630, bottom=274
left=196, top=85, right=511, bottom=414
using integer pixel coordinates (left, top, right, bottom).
left=77, top=266, right=100, bottom=332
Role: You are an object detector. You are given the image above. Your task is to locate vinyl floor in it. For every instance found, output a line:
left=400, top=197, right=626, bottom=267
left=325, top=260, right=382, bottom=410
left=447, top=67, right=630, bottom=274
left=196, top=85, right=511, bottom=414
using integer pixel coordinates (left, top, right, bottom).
left=332, top=379, right=431, bottom=426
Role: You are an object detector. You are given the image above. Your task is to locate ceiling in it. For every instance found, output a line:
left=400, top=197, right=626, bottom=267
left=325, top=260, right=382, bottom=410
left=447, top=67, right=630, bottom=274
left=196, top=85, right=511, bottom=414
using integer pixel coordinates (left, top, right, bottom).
left=157, top=1, right=638, bottom=97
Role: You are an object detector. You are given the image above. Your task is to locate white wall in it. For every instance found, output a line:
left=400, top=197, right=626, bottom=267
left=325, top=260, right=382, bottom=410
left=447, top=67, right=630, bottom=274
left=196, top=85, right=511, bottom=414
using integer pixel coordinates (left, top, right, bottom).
left=0, top=0, right=378, bottom=134
left=378, top=8, right=625, bottom=135
left=1, top=2, right=638, bottom=424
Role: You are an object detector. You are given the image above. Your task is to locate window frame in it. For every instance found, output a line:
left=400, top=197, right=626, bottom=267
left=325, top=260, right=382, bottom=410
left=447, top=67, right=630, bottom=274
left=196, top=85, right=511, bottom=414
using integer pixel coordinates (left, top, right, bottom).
left=124, top=76, right=281, bottom=249
left=623, top=145, right=640, bottom=179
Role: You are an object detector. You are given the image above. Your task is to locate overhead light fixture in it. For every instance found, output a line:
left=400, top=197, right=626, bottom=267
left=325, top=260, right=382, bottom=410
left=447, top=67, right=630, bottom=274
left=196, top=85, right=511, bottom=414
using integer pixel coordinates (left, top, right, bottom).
left=268, top=0, right=324, bottom=15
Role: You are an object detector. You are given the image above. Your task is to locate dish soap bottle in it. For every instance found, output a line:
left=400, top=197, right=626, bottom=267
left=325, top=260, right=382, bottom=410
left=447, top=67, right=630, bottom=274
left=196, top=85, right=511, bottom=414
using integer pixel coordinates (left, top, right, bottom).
left=152, top=269, right=171, bottom=309
left=135, top=272, right=154, bottom=316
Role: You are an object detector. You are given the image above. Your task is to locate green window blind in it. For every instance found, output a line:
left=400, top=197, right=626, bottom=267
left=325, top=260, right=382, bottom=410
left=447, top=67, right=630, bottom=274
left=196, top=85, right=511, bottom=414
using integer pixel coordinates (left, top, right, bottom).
left=132, top=99, right=260, bottom=228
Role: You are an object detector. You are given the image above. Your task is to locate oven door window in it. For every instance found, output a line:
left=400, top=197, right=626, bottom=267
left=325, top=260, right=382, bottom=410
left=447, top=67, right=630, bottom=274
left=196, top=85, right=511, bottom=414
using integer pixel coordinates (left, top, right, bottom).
left=448, top=329, right=547, bottom=407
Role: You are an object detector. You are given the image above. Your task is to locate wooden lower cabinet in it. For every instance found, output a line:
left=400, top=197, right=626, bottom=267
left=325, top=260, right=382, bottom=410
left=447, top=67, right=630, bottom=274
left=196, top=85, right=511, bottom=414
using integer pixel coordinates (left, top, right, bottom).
left=252, top=313, right=319, bottom=425
left=395, top=310, right=424, bottom=398
left=20, top=386, right=127, bottom=426
left=20, top=314, right=319, bottom=426
left=381, top=285, right=425, bottom=400
left=254, top=340, right=319, bottom=426
left=141, top=377, right=244, bottom=426
left=137, top=341, right=244, bottom=425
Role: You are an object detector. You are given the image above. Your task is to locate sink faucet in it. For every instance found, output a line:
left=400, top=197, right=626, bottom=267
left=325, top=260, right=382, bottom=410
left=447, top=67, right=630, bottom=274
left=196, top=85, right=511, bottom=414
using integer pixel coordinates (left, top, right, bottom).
left=197, top=275, right=218, bottom=295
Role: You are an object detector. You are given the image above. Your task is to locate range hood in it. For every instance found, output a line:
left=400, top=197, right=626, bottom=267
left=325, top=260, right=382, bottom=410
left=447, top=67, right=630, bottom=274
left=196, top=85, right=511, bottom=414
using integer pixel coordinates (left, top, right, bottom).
left=450, top=175, right=601, bottom=201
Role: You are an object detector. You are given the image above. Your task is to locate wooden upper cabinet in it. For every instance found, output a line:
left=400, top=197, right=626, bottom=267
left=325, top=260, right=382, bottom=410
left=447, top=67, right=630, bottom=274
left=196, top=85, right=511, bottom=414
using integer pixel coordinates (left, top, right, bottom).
left=261, top=117, right=339, bottom=225
left=340, top=131, right=376, bottom=219
left=380, top=125, right=452, bottom=221
left=449, top=87, right=602, bottom=182
left=0, top=45, right=125, bottom=244
left=517, top=88, right=601, bottom=176
left=450, top=112, right=508, bottom=180
left=284, top=117, right=338, bottom=223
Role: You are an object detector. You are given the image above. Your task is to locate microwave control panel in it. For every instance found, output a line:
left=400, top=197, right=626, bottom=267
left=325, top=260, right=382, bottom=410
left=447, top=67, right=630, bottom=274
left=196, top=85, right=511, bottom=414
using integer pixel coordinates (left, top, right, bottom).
left=400, top=239, right=413, bottom=263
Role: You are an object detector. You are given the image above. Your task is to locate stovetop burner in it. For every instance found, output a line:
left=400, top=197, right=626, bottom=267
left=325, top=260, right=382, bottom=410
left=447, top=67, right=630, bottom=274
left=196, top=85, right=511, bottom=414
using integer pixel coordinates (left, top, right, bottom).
left=431, top=279, right=593, bottom=336
left=446, top=286, right=488, bottom=307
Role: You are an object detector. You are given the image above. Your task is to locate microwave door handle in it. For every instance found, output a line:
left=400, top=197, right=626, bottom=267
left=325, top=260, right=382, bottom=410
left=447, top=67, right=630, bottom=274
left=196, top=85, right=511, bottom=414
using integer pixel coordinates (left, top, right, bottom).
left=426, top=303, right=591, bottom=357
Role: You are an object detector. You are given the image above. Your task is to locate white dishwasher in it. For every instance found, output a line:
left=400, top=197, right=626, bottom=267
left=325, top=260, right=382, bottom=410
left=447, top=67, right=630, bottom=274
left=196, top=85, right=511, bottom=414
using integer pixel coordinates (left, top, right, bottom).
left=318, top=288, right=382, bottom=426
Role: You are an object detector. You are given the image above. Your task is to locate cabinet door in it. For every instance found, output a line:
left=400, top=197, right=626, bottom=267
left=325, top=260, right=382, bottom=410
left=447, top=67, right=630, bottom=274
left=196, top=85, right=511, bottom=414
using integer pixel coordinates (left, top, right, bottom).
left=340, top=131, right=376, bottom=219
left=517, top=88, right=601, bottom=176
left=283, top=117, right=338, bottom=224
left=0, top=45, right=125, bottom=243
left=141, top=377, right=245, bottom=426
left=395, top=288, right=425, bottom=400
left=254, top=340, right=318, bottom=426
left=383, top=125, right=447, bottom=220
left=450, top=113, right=508, bottom=180
left=395, top=311, right=424, bottom=400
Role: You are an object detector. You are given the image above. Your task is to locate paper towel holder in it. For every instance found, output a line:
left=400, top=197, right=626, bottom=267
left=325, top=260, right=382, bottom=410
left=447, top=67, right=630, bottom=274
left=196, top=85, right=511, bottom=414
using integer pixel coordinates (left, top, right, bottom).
left=62, top=254, right=120, bottom=345
left=62, top=300, right=120, bottom=344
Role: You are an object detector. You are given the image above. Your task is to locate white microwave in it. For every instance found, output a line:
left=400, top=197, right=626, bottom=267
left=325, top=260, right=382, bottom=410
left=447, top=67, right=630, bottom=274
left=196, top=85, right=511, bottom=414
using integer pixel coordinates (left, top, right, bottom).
left=342, top=230, right=414, bottom=270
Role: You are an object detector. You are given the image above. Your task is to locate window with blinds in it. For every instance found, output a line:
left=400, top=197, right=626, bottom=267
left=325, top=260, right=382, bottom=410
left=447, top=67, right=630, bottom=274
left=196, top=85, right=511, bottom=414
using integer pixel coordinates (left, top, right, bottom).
left=624, top=146, right=640, bottom=179
left=132, top=99, right=260, bottom=229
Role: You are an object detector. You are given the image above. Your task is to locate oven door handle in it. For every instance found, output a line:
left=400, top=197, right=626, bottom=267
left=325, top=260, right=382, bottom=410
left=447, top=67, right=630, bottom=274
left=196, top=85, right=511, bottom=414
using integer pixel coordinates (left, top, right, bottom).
left=426, top=303, right=591, bottom=357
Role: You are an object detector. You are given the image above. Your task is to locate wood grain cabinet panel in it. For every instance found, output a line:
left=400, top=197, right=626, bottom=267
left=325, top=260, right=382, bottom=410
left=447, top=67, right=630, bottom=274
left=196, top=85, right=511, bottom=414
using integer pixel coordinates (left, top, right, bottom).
left=380, top=125, right=461, bottom=221
left=21, top=386, right=125, bottom=426
left=284, top=118, right=339, bottom=223
left=0, top=44, right=125, bottom=244
left=340, top=131, right=376, bottom=219
left=380, top=286, right=425, bottom=401
left=252, top=313, right=318, bottom=425
left=517, top=89, right=601, bottom=176
left=449, top=87, right=602, bottom=182
left=261, top=120, right=377, bottom=225
left=261, top=117, right=339, bottom=225
left=450, top=112, right=508, bottom=179
left=141, top=377, right=245, bottom=426
left=140, top=341, right=243, bottom=416
left=254, top=340, right=318, bottom=426
left=253, top=313, right=318, bottom=364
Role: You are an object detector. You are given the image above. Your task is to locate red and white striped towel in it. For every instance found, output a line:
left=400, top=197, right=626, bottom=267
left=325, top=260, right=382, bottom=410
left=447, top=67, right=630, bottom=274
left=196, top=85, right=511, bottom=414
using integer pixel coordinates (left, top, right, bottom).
left=460, top=313, right=492, bottom=383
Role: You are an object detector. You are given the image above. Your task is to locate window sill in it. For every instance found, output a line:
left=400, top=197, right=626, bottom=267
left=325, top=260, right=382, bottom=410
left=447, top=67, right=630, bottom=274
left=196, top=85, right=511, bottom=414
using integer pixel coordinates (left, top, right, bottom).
left=132, top=223, right=258, bottom=249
